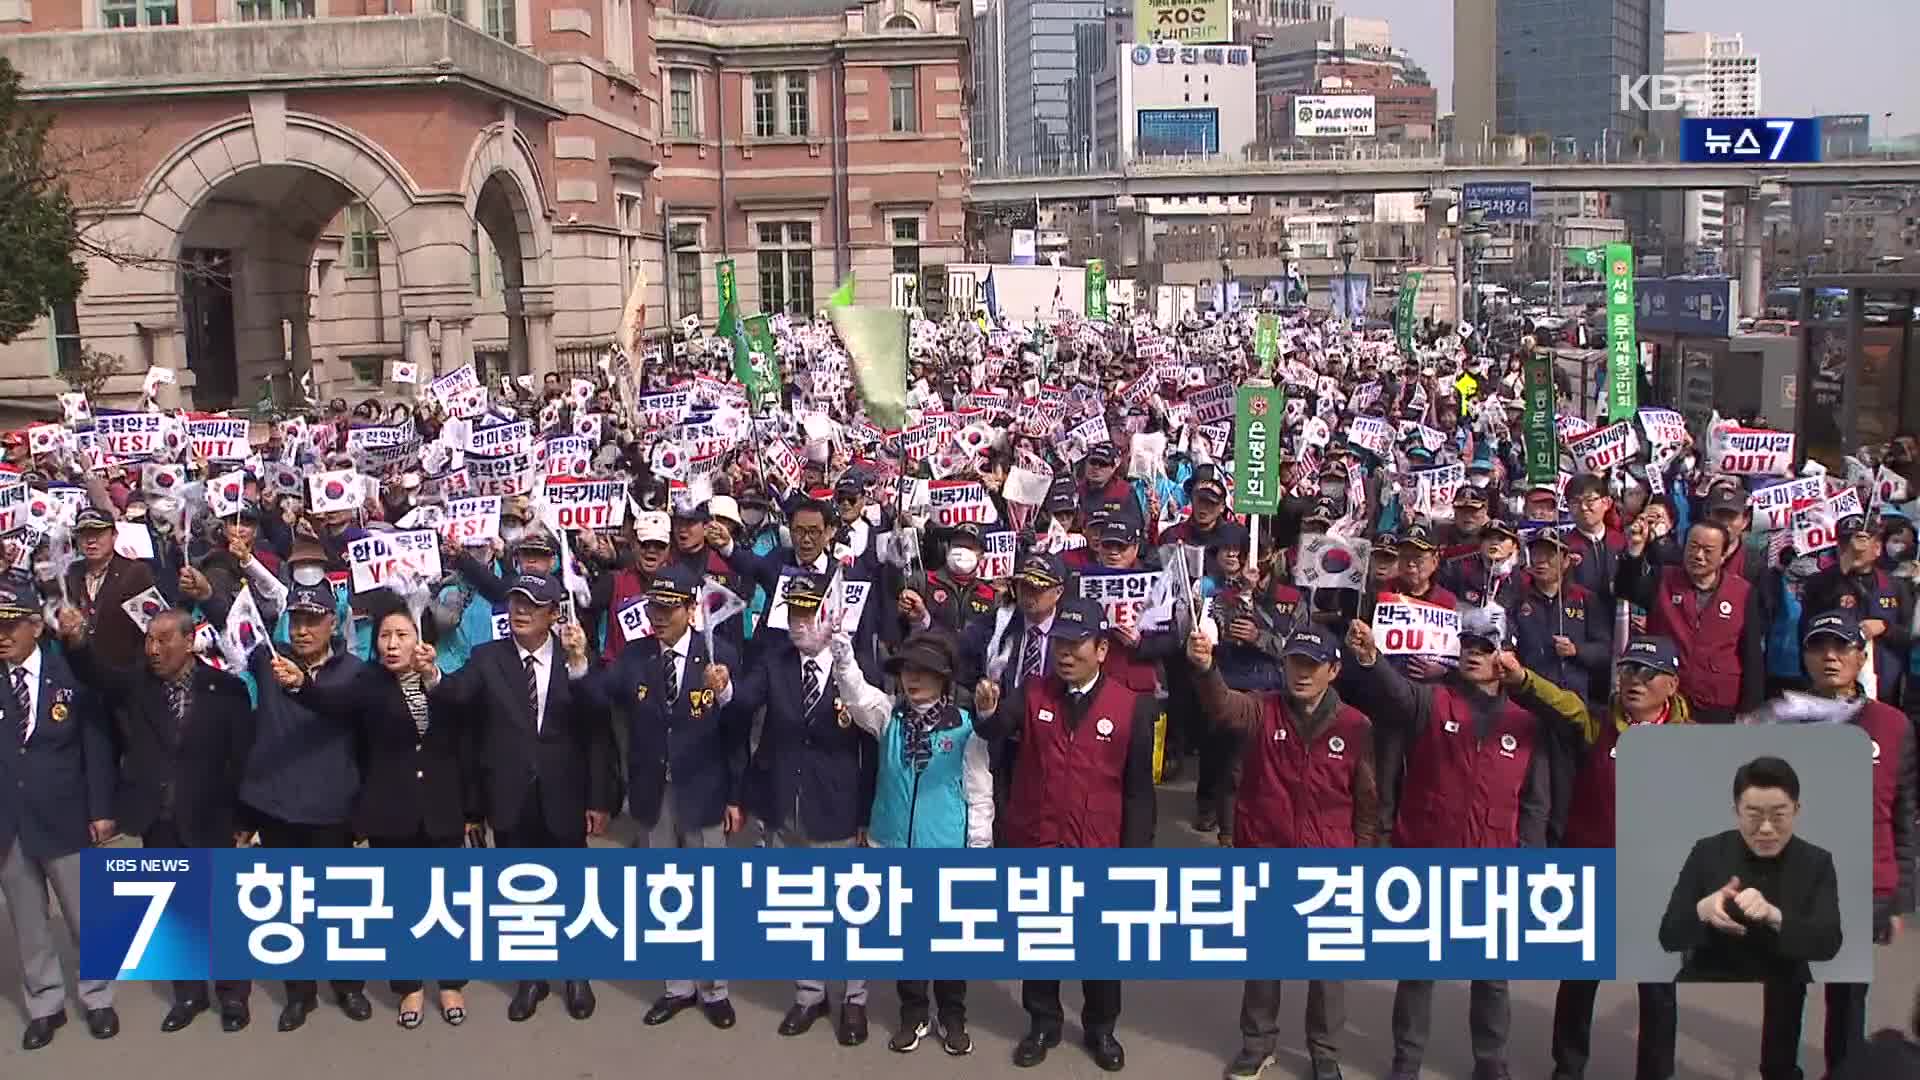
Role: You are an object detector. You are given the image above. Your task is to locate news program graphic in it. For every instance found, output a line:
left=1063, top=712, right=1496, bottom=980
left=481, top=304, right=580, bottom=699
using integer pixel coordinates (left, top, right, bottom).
left=81, top=849, right=1617, bottom=983
left=1680, top=117, right=1821, bottom=164
left=79, top=850, right=214, bottom=982
left=1614, top=725, right=1873, bottom=983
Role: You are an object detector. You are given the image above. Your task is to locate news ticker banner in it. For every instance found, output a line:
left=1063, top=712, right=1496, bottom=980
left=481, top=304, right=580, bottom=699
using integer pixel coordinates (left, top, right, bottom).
left=84, top=849, right=1613, bottom=983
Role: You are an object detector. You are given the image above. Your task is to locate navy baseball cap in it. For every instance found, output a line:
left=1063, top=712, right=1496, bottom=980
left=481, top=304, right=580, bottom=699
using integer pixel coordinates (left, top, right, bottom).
left=1281, top=626, right=1340, bottom=665
left=0, top=575, right=38, bottom=619
left=286, top=582, right=337, bottom=615
left=1015, top=552, right=1066, bottom=589
left=1619, top=635, right=1681, bottom=676
left=1804, top=610, right=1866, bottom=647
left=507, top=573, right=564, bottom=607
left=645, top=563, right=700, bottom=606
left=948, top=521, right=985, bottom=549
left=1837, top=514, right=1871, bottom=539
left=1086, top=442, right=1118, bottom=466
left=834, top=473, right=865, bottom=498
left=1096, top=516, right=1142, bottom=546
left=1047, top=597, right=1109, bottom=642
left=1043, top=480, right=1079, bottom=514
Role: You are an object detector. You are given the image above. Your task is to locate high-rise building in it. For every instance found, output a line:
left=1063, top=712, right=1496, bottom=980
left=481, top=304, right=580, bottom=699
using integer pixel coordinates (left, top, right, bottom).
left=1453, top=0, right=1666, bottom=148
left=1665, top=30, right=1761, bottom=266
left=1004, top=0, right=1108, bottom=170
left=1253, top=16, right=1436, bottom=143
left=972, top=0, right=1008, bottom=173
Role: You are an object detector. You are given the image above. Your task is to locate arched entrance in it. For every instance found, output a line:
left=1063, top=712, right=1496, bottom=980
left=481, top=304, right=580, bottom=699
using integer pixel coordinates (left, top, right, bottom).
left=462, top=125, right=554, bottom=382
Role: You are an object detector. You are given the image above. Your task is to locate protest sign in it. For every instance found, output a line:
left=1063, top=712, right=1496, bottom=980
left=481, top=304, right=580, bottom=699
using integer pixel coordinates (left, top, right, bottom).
left=1372, top=593, right=1462, bottom=659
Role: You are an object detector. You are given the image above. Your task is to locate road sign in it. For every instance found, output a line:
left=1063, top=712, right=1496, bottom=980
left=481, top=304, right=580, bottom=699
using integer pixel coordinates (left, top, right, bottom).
left=1462, top=181, right=1533, bottom=222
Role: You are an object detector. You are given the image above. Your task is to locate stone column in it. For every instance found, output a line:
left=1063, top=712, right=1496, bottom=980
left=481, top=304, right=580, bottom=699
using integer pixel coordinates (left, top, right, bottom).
left=405, top=319, right=435, bottom=378
left=288, top=313, right=314, bottom=403
left=527, top=311, right=555, bottom=384
left=1741, top=191, right=1768, bottom=319
left=440, top=319, right=473, bottom=376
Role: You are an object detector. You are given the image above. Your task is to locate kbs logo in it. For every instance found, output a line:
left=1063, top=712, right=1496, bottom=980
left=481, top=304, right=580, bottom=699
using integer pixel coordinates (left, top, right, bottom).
left=1618, top=74, right=1714, bottom=113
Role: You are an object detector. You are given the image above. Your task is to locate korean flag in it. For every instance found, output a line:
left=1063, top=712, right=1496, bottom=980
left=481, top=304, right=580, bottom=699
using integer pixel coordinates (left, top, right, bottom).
left=142, top=463, right=186, bottom=497
left=306, top=468, right=363, bottom=515
left=57, top=392, right=92, bottom=427
left=391, top=360, right=419, bottom=384
left=120, top=586, right=169, bottom=634
left=207, top=471, right=246, bottom=519
left=220, top=585, right=272, bottom=671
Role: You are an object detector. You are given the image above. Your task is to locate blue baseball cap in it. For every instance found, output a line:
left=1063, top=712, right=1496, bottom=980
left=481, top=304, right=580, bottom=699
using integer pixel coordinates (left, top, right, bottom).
left=1619, top=635, right=1681, bottom=676
left=1804, top=610, right=1866, bottom=648
left=506, top=573, right=564, bottom=607
left=1047, top=597, right=1109, bottom=642
left=1281, top=626, right=1340, bottom=665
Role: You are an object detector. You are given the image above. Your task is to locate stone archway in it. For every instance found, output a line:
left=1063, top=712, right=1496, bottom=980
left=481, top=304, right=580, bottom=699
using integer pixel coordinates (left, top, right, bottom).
left=461, top=125, right=555, bottom=380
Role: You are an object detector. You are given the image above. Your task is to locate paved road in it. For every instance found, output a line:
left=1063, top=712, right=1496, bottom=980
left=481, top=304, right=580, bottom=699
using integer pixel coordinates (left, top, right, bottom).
left=2, top=782, right=1915, bottom=1080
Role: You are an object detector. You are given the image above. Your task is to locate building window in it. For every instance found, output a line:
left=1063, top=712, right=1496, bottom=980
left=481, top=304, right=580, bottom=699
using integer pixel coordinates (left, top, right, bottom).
left=752, top=73, right=778, bottom=138
left=344, top=202, right=378, bottom=276
left=888, top=66, right=918, bottom=133
left=349, top=357, right=382, bottom=385
left=755, top=221, right=815, bottom=316
left=671, top=222, right=702, bottom=321
left=103, top=0, right=177, bottom=26
left=891, top=217, right=920, bottom=276
left=482, top=0, right=514, bottom=42
left=884, top=13, right=915, bottom=30
left=669, top=70, right=695, bottom=138
left=236, top=0, right=313, bottom=19
left=431, top=0, right=467, bottom=19
left=49, top=302, right=81, bottom=372
left=785, top=72, right=810, bottom=138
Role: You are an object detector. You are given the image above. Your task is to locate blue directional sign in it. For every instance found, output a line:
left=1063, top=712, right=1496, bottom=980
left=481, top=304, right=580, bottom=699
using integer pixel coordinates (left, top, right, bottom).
left=1633, top=277, right=1736, bottom=338
left=1461, top=181, right=1534, bottom=222
left=1681, top=118, right=1821, bottom=164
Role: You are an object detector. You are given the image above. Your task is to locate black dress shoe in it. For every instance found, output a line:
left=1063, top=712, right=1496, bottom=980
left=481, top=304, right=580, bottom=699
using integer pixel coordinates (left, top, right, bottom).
left=507, top=981, right=549, bottom=1022
left=161, top=1001, right=206, bottom=1033
left=85, top=1007, right=119, bottom=1040
left=778, top=1001, right=829, bottom=1036
left=563, top=980, right=596, bottom=1020
left=1086, top=1031, right=1126, bottom=1072
left=701, top=998, right=737, bottom=1029
left=643, top=994, right=695, bottom=1026
left=21, top=1011, right=65, bottom=1050
left=1013, top=1028, right=1062, bottom=1067
left=836, top=1003, right=869, bottom=1046
left=336, top=989, right=372, bottom=1022
left=219, top=1000, right=251, bottom=1033
left=277, top=998, right=313, bottom=1032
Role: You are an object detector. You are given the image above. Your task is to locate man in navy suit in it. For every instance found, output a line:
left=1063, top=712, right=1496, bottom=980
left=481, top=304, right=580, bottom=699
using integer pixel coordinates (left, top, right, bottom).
left=431, top=572, right=617, bottom=1024
left=0, top=576, right=118, bottom=1049
left=731, top=574, right=878, bottom=1045
left=723, top=493, right=897, bottom=683
left=563, top=561, right=745, bottom=1031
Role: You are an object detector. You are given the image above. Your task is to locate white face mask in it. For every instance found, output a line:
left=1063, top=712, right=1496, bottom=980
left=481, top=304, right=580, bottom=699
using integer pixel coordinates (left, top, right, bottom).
left=292, top=564, right=326, bottom=587
left=1491, top=554, right=1519, bottom=576
left=1470, top=474, right=1493, bottom=488
left=946, top=547, right=981, bottom=576
left=1887, top=540, right=1911, bottom=560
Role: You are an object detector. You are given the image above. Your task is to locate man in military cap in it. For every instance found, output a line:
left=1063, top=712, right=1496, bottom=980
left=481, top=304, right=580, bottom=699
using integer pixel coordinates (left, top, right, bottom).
left=1798, top=513, right=1909, bottom=700
left=64, top=506, right=156, bottom=672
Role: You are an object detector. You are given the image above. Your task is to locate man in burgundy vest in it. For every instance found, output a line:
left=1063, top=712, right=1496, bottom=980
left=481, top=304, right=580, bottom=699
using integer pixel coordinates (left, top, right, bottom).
left=1755, top=610, right=1916, bottom=1080
left=1344, top=610, right=1553, bottom=1080
left=977, top=597, right=1157, bottom=1074
left=1617, top=518, right=1767, bottom=724
left=1526, top=635, right=1690, bottom=1080
left=1188, top=623, right=1376, bottom=1080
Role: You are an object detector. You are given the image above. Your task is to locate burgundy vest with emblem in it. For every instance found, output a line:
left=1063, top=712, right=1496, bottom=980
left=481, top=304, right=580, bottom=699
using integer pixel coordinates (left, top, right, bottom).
left=1647, top=565, right=1750, bottom=711
left=1562, top=721, right=1625, bottom=849
left=1234, top=695, right=1372, bottom=849
left=1392, top=686, right=1537, bottom=848
left=1004, top=675, right=1139, bottom=849
left=1858, top=700, right=1908, bottom=899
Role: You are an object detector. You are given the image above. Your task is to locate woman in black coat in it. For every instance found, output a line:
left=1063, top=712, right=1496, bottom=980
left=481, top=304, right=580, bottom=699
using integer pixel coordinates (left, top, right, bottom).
left=274, top=598, right=479, bottom=1030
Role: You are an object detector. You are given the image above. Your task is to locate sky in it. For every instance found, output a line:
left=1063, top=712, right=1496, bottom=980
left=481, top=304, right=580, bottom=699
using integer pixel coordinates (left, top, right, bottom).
left=1353, top=0, right=1920, bottom=134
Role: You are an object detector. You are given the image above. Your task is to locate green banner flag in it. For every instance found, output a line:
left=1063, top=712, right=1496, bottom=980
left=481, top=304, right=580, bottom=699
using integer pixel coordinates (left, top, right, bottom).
left=1254, top=313, right=1280, bottom=374
left=1523, top=351, right=1558, bottom=485
left=1394, top=271, right=1425, bottom=355
left=827, top=275, right=854, bottom=308
left=826, top=299, right=908, bottom=431
left=1565, top=247, right=1604, bottom=270
left=1085, top=259, right=1107, bottom=320
left=1233, top=385, right=1285, bottom=516
left=1604, top=242, right=1637, bottom=423
left=742, top=313, right=778, bottom=411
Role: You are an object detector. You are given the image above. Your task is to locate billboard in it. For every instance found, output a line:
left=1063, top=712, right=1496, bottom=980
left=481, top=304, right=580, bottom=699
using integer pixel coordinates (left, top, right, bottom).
left=1293, top=94, right=1377, bottom=138
left=1137, top=108, right=1220, bottom=155
left=1680, top=118, right=1822, bottom=164
left=1135, top=0, right=1230, bottom=45
left=1820, top=113, right=1871, bottom=155
left=1461, top=181, right=1534, bottom=222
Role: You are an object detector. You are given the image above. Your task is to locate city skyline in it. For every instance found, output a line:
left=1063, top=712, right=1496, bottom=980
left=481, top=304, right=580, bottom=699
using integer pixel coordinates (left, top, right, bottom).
left=1357, top=0, right=1918, bottom=132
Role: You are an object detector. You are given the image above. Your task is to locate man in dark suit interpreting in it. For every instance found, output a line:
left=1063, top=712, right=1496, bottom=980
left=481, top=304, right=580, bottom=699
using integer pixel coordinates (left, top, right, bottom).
left=560, top=561, right=745, bottom=1032
left=0, top=576, right=119, bottom=1049
left=56, top=602, right=256, bottom=1034
left=431, top=572, right=618, bottom=1024
left=1658, top=755, right=1844, bottom=983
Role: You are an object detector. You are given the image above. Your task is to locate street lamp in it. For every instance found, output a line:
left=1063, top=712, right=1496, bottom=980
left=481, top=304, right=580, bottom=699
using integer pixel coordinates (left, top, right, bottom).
left=1337, top=219, right=1359, bottom=319
left=1462, top=206, right=1490, bottom=341
left=1276, top=229, right=1295, bottom=310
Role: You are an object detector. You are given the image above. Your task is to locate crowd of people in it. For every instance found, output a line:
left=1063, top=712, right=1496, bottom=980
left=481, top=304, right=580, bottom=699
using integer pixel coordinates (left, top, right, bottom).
left=0, top=300, right=1917, bottom=1080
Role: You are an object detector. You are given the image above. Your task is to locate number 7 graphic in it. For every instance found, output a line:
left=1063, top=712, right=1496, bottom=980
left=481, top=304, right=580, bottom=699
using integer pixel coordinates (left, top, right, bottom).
left=114, top=881, right=176, bottom=974
left=1765, top=119, right=1796, bottom=162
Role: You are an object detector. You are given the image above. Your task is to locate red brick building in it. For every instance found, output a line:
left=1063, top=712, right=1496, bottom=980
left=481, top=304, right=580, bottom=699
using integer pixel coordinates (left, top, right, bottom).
left=0, top=0, right=970, bottom=413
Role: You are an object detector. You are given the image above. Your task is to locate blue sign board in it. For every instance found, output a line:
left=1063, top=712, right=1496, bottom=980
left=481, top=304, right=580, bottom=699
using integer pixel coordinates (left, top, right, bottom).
left=1681, top=118, right=1822, bottom=164
left=1462, top=181, right=1534, bottom=222
left=1136, top=108, right=1220, bottom=156
left=1634, top=277, right=1736, bottom=337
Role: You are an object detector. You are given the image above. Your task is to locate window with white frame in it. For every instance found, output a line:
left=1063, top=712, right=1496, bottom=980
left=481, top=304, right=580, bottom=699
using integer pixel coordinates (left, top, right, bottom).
left=755, top=221, right=815, bottom=317
left=749, top=72, right=812, bottom=138
left=431, top=0, right=467, bottom=20
left=671, top=222, right=702, bottom=320
left=784, top=72, right=810, bottom=137
left=482, top=0, right=514, bottom=42
left=49, top=302, right=81, bottom=372
left=344, top=202, right=379, bottom=276
left=102, top=0, right=177, bottom=26
left=888, top=66, right=918, bottom=133
left=669, top=70, right=696, bottom=138
left=235, top=0, right=313, bottom=19
left=752, top=73, right=778, bottom=138
left=891, top=217, right=921, bottom=276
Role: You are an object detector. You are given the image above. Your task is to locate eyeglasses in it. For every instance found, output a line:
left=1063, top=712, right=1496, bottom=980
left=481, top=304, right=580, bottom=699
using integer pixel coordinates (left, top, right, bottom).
left=1740, top=807, right=1795, bottom=828
left=1573, top=495, right=1608, bottom=509
left=789, top=525, right=828, bottom=538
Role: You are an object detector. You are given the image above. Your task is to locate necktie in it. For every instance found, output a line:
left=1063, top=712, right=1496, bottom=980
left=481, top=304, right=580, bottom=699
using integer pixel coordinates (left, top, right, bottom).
left=522, top=654, right=540, bottom=729
left=664, top=649, right=680, bottom=704
left=1022, top=626, right=1045, bottom=683
left=166, top=677, right=188, bottom=743
left=801, top=658, right=823, bottom=717
left=11, top=667, right=29, bottom=745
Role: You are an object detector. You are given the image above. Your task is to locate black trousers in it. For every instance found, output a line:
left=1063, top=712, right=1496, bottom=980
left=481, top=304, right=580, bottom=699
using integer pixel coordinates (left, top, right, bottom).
left=1550, top=980, right=1678, bottom=1080
left=1761, top=980, right=1870, bottom=1080
left=1195, top=724, right=1240, bottom=822
left=897, top=980, right=966, bottom=1025
left=1239, top=979, right=1344, bottom=1063
left=366, top=829, right=470, bottom=995
left=253, top=813, right=365, bottom=1004
left=144, top=819, right=251, bottom=1006
left=1022, top=979, right=1120, bottom=1036
left=489, top=783, right=584, bottom=990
